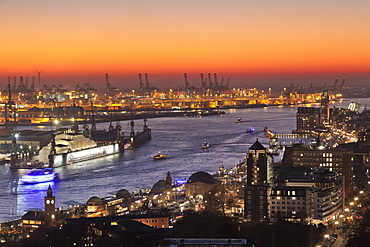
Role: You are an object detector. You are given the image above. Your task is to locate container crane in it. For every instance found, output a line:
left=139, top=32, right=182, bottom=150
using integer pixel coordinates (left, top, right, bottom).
left=207, top=73, right=213, bottom=88
left=145, top=73, right=150, bottom=88
left=338, top=79, right=346, bottom=92
left=138, top=73, right=144, bottom=89
left=105, top=73, right=111, bottom=95
left=184, top=73, right=189, bottom=90
left=200, top=73, right=206, bottom=90
left=214, top=73, right=219, bottom=88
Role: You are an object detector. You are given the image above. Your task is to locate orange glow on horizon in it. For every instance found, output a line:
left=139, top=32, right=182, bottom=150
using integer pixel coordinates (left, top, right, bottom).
left=1, top=1, right=369, bottom=85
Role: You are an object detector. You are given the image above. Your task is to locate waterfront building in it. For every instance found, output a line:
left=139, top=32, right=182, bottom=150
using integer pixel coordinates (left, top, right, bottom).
left=151, top=172, right=173, bottom=201
left=296, top=107, right=320, bottom=133
left=0, top=130, right=53, bottom=154
left=269, top=168, right=344, bottom=223
left=85, top=191, right=131, bottom=217
left=185, top=171, right=221, bottom=199
left=244, top=140, right=271, bottom=222
left=21, top=211, right=45, bottom=230
left=282, top=143, right=352, bottom=197
left=320, top=90, right=330, bottom=123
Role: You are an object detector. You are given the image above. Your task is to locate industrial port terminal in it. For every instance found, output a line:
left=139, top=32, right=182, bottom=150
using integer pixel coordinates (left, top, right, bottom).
left=0, top=73, right=348, bottom=126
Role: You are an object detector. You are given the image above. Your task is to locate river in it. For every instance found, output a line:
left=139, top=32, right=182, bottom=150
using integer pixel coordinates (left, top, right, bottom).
left=0, top=99, right=369, bottom=223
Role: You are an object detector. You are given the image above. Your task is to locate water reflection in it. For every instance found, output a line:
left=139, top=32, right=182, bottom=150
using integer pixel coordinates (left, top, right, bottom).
left=15, top=180, right=58, bottom=217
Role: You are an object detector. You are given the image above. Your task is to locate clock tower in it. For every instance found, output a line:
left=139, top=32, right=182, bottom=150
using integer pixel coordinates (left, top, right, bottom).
left=44, top=185, right=56, bottom=226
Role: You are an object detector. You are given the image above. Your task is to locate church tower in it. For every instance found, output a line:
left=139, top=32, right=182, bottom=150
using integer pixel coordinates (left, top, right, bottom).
left=165, top=171, right=173, bottom=199
left=44, top=185, right=56, bottom=227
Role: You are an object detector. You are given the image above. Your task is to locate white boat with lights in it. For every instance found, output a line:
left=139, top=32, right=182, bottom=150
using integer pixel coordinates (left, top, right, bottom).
left=21, top=168, right=57, bottom=184
left=246, top=127, right=255, bottom=133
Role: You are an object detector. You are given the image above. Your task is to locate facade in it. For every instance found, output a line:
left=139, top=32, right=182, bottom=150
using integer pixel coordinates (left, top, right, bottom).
left=290, top=146, right=352, bottom=197
left=269, top=168, right=344, bottom=223
left=296, top=107, right=320, bottom=133
left=310, top=169, right=344, bottom=222
left=85, top=190, right=131, bottom=217
left=70, top=214, right=170, bottom=229
left=269, top=186, right=311, bottom=221
left=133, top=215, right=170, bottom=228
left=21, top=211, right=45, bottom=230
left=185, top=171, right=221, bottom=198
left=320, top=90, right=330, bottom=123
left=244, top=140, right=270, bottom=222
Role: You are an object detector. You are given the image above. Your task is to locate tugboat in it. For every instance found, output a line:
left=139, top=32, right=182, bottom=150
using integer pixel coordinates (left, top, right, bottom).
left=20, top=168, right=58, bottom=184
left=246, top=127, right=255, bottom=133
left=153, top=152, right=167, bottom=161
left=201, top=142, right=210, bottom=149
left=235, top=118, right=243, bottom=123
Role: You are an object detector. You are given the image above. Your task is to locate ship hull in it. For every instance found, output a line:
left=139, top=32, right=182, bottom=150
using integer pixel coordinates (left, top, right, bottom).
left=52, top=143, right=121, bottom=167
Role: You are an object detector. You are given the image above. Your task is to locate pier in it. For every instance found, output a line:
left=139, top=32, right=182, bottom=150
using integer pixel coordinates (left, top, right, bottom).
left=274, top=133, right=310, bottom=139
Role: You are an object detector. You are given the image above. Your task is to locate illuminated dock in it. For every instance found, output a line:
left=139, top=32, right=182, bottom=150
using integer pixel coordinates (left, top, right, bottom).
left=274, top=133, right=310, bottom=139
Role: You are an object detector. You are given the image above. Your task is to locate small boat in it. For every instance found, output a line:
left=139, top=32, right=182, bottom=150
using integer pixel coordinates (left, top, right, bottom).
left=264, top=126, right=275, bottom=138
left=201, top=142, right=210, bottom=149
left=10, top=160, right=48, bottom=169
left=21, top=168, right=58, bottom=184
left=235, top=118, right=243, bottom=123
left=246, top=127, right=255, bottom=133
left=153, top=153, right=167, bottom=161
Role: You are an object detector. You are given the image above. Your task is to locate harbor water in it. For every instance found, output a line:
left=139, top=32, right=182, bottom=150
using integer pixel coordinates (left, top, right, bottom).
left=0, top=99, right=369, bottom=223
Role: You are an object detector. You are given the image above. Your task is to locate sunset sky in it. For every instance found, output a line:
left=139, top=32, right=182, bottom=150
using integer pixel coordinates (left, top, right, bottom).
left=0, top=0, right=369, bottom=89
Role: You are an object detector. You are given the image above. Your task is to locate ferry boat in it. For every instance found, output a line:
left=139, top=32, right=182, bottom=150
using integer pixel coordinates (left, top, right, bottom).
left=153, top=153, right=167, bottom=161
left=21, top=168, right=58, bottom=184
left=201, top=142, right=210, bottom=149
left=246, top=127, right=255, bottom=133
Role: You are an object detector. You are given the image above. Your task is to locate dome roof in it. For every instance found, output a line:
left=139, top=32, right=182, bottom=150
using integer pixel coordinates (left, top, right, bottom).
left=116, top=189, right=131, bottom=199
left=151, top=180, right=167, bottom=191
left=87, top=196, right=102, bottom=203
left=187, top=171, right=218, bottom=184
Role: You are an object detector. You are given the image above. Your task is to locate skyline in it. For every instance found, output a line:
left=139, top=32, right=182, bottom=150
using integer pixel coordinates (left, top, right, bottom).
left=0, top=0, right=369, bottom=89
